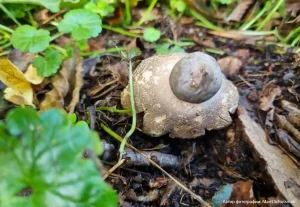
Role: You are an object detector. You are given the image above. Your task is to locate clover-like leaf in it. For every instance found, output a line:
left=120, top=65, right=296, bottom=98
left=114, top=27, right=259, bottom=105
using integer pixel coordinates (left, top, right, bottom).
left=170, top=0, right=186, bottom=12
left=154, top=43, right=185, bottom=55
left=0, top=0, right=60, bottom=12
left=11, top=25, right=51, bottom=53
left=143, top=27, right=161, bottom=42
left=32, top=49, right=63, bottom=77
left=85, top=0, right=115, bottom=17
left=58, top=9, right=102, bottom=40
left=0, top=107, right=118, bottom=207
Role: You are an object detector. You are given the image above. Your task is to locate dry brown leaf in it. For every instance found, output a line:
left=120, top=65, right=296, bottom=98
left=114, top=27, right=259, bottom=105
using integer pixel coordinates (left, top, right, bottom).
left=34, top=9, right=49, bottom=23
left=39, top=52, right=82, bottom=111
left=238, top=106, right=300, bottom=205
left=126, top=189, right=160, bottom=202
left=226, top=0, right=254, bottom=22
left=207, top=30, right=275, bottom=43
left=67, top=62, right=84, bottom=113
left=217, top=56, right=243, bottom=77
left=180, top=16, right=194, bottom=25
left=226, top=181, right=256, bottom=207
left=189, top=177, right=215, bottom=188
left=198, top=178, right=215, bottom=187
left=108, top=61, right=129, bottom=86
left=259, top=81, right=281, bottom=111
left=237, top=49, right=250, bottom=60
left=285, top=0, right=300, bottom=17
left=8, top=49, right=35, bottom=72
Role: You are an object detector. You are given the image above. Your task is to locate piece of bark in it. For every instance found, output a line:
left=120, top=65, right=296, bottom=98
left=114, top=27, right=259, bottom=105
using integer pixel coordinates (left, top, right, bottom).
left=287, top=112, right=300, bottom=129
left=276, top=114, right=300, bottom=143
left=122, top=148, right=180, bottom=168
left=238, top=106, right=300, bottom=205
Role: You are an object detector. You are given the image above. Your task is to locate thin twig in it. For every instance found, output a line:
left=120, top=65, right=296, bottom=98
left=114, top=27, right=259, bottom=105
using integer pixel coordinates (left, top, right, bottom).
left=119, top=59, right=137, bottom=160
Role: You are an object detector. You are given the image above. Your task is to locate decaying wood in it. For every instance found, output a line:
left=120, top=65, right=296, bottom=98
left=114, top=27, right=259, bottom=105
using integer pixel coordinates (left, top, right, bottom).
left=276, top=114, right=300, bottom=143
left=288, top=112, right=300, bottom=129
left=122, top=148, right=180, bottom=168
left=238, top=106, right=300, bottom=206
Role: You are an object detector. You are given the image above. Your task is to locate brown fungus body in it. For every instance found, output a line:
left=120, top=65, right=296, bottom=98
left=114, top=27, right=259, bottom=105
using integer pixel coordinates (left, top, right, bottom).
left=121, top=52, right=239, bottom=138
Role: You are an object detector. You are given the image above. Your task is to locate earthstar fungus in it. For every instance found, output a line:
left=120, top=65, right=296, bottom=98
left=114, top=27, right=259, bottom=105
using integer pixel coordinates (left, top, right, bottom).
left=121, top=52, right=239, bottom=138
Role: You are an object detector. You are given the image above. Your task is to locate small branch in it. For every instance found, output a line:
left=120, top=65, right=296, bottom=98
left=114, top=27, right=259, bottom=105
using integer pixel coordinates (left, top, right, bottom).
left=123, top=148, right=180, bottom=168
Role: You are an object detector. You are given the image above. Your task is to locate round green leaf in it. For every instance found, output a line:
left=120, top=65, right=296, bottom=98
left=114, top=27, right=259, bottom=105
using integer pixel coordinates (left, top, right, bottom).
left=11, top=25, right=51, bottom=53
left=32, top=49, right=63, bottom=77
left=58, top=9, right=102, bottom=40
left=143, top=27, right=161, bottom=42
left=0, top=107, right=118, bottom=207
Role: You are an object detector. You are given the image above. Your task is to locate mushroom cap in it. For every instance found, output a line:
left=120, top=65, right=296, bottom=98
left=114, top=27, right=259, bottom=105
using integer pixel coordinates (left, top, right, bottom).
left=121, top=52, right=239, bottom=138
left=170, top=52, right=223, bottom=103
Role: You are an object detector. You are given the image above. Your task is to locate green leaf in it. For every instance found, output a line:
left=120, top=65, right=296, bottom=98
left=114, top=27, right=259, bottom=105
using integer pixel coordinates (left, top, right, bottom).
left=154, top=43, right=185, bottom=55
left=11, top=25, right=51, bottom=53
left=0, top=0, right=61, bottom=12
left=85, top=0, right=115, bottom=17
left=0, top=107, right=118, bottom=207
left=218, top=0, right=233, bottom=5
left=143, top=27, right=161, bottom=42
left=32, top=49, right=63, bottom=77
left=170, top=0, right=186, bottom=12
left=3, top=4, right=26, bottom=19
left=58, top=9, right=102, bottom=40
left=75, top=39, right=89, bottom=51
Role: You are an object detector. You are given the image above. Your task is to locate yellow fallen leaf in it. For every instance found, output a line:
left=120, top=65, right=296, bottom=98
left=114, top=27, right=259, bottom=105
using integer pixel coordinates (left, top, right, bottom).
left=4, top=87, right=34, bottom=106
left=24, top=64, right=44, bottom=85
left=0, top=57, right=34, bottom=106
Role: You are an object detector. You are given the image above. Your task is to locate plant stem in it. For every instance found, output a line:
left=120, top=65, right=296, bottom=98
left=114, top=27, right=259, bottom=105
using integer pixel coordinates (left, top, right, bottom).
left=0, top=42, right=12, bottom=49
left=283, top=27, right=300, bottom=44
left=291, top=35, right=300, bottom=47
left=0, top=4, right=21, bottom=26
left=102, top=24, right=142, bottom=38
left=0, top=24, right=14, bottom=33
left=97, top=106, right=132, bottom=114
left=189, top=9, right=223, bottom=31
left=0, top=51, right=9, bottom=56
left=135, top=0, right=158, bottom=27
left=49, top=44, right=67, bottom=57
left=238, top=30, right=276, bottom=36
left=50, top=32, right=63, bottom=41
left=80, top=47, right=128, bottom=57
left=26, top=9, right=36, bottom=27
left=165, top=39, right=195, bottom=47
left=205, top=48, right=225, bottom=55
left=119, top=59, right=136, bottom=160
left=240, top=2, right=271, bottom=31
left=124, top=0, right=132, bottom=25
left=256, top=0, right=284, bottom=31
